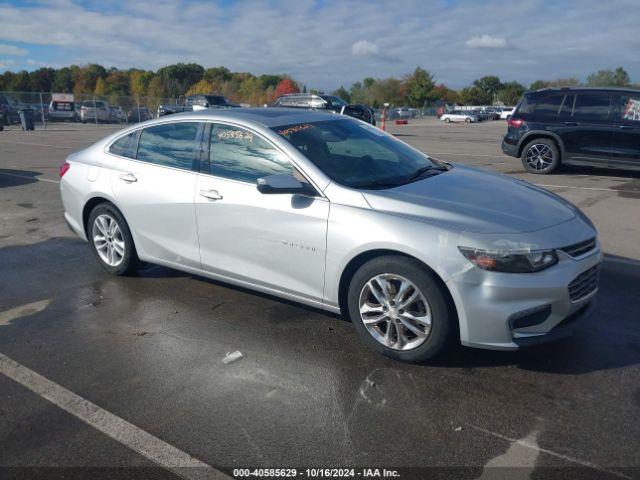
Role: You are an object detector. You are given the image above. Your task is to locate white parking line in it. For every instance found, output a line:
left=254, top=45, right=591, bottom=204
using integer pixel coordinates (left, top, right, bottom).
left=0, top=140, right=77, bottom=149
left=429, top=151, right=511, bottom=158
left=468, top=424, right=632, bottom=479
left=534, top=183, right=623, bottom=193
left=0, top=172, right=59, bottom=184
left=0, top=352, right=230, bottom=480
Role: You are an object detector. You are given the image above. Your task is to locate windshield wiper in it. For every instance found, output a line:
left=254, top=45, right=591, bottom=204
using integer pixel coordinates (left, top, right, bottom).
left=406, top=165, right=444, bottom=182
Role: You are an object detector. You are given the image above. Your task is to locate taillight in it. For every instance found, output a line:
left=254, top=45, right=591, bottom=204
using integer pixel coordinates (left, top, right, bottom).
left=508, top=118, right=524, bottom=128
left=60, top=162, right=70, bottom=178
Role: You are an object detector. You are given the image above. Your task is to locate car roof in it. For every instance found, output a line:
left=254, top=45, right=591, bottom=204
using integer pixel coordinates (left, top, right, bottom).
left=150, top=108, right=344, bottom=128
left=530, top=86, right=640, bottom=95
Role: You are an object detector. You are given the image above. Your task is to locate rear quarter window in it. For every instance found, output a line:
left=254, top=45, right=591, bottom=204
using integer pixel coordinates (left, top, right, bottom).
left=518, top=94, right=564, bottom=121
left=108, top=131, right=138, bottom=158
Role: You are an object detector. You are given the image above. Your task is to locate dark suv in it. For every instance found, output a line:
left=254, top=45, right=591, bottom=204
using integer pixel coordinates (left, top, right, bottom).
left=0, top=94, right=19, bottom=125
left=273, top=93, right=376, bottom=125
left=502, top=87, right=640, bottom=174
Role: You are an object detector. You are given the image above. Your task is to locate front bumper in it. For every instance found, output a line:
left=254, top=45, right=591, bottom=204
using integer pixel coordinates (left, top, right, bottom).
left=447, top=245, right=602, bottom=351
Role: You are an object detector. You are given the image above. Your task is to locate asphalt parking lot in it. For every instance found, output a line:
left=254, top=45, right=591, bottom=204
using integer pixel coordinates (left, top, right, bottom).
left=0, top=118, right=639, bottom=479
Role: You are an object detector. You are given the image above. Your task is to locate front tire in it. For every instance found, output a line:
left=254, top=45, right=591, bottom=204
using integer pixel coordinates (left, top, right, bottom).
left=87, top=203, right=139, bottom=275
left=347, top=256, right=454, bottom=363
left=521, top=138, right=560, bottom=174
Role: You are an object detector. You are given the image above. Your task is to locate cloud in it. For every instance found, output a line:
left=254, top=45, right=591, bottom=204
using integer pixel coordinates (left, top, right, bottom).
left=0, top=43, right=27, bottom=56
left=352, top=40, right=380, bottom=57
left=465, top=35, right=508, bottom=49
left=0, top=0, right=638, bottom=90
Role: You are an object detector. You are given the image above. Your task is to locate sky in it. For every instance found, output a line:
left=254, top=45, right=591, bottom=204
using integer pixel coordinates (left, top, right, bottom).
left=0, top=0, right=639, bottom=91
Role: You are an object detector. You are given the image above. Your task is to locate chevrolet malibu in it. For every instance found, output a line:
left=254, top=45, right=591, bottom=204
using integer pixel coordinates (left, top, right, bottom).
left=60, top=109, right=602, bottom=362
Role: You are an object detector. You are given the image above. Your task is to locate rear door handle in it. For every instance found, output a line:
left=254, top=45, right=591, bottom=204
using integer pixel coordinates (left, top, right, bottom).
left=199, top=189, right=223, bottom=200
left=564, top=121, right=579, bottom=126
left=619, top=125, right=633, bottom=130
left=118, top=173, right=137, bottom=183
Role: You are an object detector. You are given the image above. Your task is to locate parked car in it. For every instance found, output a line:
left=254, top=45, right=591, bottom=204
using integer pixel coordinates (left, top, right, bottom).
left=158, top=94, right=238, bottom=117
left=482, top=107, right=502, bottom=120
left=390, top=107, right=417, bottom=119
left=127, top=107, right=153, bottom=123
left=48, top=100, right=78, bottom=122
left=60, top=109, right=600, bottom=362
left=109, top=106, right=126, bottom=123
left=0, top=94, right=19, bottom=124
left=502, top=87, right=640, bottom=174
left=440, top=111, right=477, bottom=123
left=80, top=100, right=110, bottom=123
left=273, top=93, right=376, bottom=125
left=499, top=107, right=515, bottom=119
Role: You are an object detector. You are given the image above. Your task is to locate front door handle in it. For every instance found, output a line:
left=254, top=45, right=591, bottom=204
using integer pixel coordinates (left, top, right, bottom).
left=619, top=125, right=633, bottom=130
left=118, top=173, right=137, bottom=183
left=199, top=189, right=223, bottom=200
left=564, top=121, right=579, bottom=126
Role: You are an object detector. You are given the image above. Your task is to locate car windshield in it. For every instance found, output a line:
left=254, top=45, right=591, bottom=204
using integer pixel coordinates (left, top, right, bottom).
left=323, top=96, right=348, bottom=108
left=272, top=119, right=448, bottom=189
left=205, top=96, right=229, bottom=106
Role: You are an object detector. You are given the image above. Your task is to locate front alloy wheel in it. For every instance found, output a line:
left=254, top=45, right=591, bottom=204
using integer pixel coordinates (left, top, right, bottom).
left=359, top=274, right=432, bottom=350
left=347, top=256, right=453, bottom=362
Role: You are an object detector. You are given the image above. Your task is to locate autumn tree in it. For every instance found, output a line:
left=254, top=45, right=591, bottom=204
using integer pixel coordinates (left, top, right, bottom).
left=404, top=67, right=436, bottom=107
left=74, top=64, right=107, bottom=94
left=331, top=86, right=351, bottom=103
left=185, top=79, right=218, bottom=96
left=586, top=67, right=630, bottom=87
left=274, top=78, right=300, bottom=98
left=29, top=68, right=56, bottom=92
left=497, top=81, right=526, bottom=105
left=52, top=67, right=75, bottom=93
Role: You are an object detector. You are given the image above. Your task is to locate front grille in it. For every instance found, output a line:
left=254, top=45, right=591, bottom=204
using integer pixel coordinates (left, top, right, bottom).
left=568, top=265, right=600, bottom=302
left=560, top=237, right=596, bottom=258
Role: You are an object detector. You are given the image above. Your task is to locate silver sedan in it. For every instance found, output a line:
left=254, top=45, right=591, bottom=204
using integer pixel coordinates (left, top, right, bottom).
left=59, top=109, right=601, bottom=362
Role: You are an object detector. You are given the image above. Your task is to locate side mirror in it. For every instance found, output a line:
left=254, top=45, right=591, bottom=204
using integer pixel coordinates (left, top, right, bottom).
left=506, top=114, right=511, bottom=121
left=257, top=174, right=309, bottom=195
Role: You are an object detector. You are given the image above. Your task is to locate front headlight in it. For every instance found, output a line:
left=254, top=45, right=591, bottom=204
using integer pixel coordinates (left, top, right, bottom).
left=458, top=247, right=558, bottom=273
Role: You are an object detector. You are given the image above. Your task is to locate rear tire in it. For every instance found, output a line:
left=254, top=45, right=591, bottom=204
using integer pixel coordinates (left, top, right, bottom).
left=465, top=118, right=471, bottom=124
left=87, top=203, right=139, bottom=276
left=521, top=138, right=560, bottom=174
left=445, top=117, right=450, bottom=123
left=347, top=256, right=454, bottom=363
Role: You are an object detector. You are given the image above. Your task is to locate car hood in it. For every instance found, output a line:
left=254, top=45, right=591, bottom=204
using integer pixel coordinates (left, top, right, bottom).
left=361, top=165, right=577, bottom=234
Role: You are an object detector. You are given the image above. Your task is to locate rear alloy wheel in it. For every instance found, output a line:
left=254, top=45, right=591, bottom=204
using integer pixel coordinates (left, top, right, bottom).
left=88, top=203, right=139, bottom=275
left=521, top=138, right=560, bottom=174
left=465, top=118, right=471, bottom=124
left=347, top=256, right=453, bottom=362
left=445, top=117, right=451, bottom=123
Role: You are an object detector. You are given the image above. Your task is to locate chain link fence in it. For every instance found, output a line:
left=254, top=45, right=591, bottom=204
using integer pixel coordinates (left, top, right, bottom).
left=0, top=91, right=185, bottom=128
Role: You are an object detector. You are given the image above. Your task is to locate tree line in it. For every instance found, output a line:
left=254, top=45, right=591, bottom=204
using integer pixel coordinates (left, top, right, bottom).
left=0, top=63, right=635, bottom=107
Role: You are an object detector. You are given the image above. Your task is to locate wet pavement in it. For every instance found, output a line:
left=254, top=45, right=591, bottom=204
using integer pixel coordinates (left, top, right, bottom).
left=0, top=121, right=639, bottom=479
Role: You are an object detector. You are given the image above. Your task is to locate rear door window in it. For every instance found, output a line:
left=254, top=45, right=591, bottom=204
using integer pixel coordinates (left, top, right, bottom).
left=572, top=93, right=612, bottom=123
left=137, top=122, right=200, bottom=171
